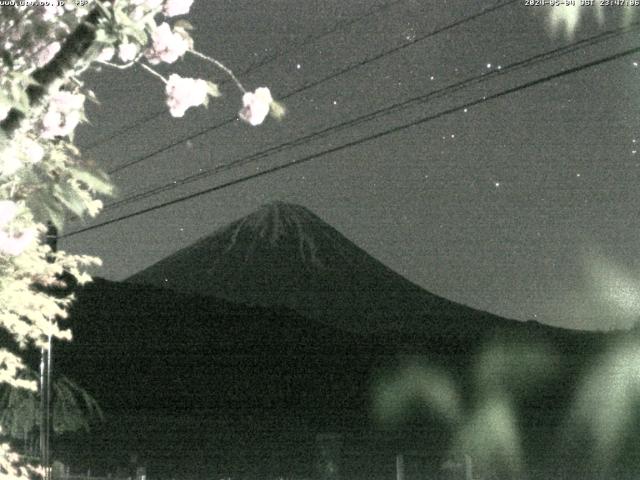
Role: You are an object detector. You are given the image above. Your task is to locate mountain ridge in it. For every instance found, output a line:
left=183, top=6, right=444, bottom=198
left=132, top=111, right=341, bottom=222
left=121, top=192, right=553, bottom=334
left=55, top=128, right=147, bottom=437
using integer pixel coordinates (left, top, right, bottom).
left=127, top=201, right=518, bottom=334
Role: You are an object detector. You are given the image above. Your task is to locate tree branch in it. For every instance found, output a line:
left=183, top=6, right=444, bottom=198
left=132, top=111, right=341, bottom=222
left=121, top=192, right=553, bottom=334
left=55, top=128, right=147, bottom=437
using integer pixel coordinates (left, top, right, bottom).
left=0, top=8, right=105, bottom=137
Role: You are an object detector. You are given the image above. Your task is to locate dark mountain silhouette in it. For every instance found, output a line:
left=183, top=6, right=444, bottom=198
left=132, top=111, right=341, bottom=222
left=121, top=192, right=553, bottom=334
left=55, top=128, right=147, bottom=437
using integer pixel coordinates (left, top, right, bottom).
left=127, top=201, right=515, bottom=334
left=54, top=297, right=620, bottom=477
left=56, top=277, right=624, bottom=480
left=57, top=278, right=382, bottom=479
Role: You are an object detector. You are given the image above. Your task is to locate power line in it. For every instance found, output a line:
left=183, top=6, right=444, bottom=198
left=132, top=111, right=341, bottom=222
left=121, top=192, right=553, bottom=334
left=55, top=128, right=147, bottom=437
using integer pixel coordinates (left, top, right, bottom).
left=240, top=0, right=408, bottom=74
left=61, top=45, right=640, bottom=239
left=78, top=0, right=408, bottom=152
left=105, top=0, right=519, bottom=175
left=99, top=21, right=640, bottom=212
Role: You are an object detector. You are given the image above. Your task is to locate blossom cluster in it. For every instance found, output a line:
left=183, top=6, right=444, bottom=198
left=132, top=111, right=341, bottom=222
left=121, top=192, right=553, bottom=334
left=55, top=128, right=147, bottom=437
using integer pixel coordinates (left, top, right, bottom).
left=0, top=1, right=284, bottom=477
left=86, top=0, right=282, bottom=122
left=0, top=201, right=35, bottom=257
left=0, top=3, right=90, bottom=76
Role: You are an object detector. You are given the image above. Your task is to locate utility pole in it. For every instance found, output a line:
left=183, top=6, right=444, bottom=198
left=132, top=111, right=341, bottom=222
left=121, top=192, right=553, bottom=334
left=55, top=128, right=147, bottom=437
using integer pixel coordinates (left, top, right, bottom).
left=39, top=342, right=51, bottom=480
left=395, top=453, right=405, bottom=480
left=464, top=454, right=473, bottom=480
left=41, top=221, right=57, bottom=480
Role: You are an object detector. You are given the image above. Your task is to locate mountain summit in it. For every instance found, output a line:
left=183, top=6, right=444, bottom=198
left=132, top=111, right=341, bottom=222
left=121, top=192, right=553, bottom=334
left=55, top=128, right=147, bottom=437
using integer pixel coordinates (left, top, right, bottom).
left=128, top=201, right=509, bottom=333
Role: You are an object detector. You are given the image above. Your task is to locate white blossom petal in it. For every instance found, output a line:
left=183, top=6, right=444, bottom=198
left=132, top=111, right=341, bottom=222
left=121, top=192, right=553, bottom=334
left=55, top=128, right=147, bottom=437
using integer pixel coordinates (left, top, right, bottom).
left=41, top=91, right=85, bottom=139
left=97, top=46, right=115, bottom=62
left=118, top=43, right=139, bottom=63
left=0, top=229, right=36, bottom=256
left=145, top=22, right=190, bottom=65
left=163, top=0, right=194, bottom=17
left=35, top=41, right=61, bottom=68
left=0, top=201, right=18, bottom=228
left=165, top=74, right=209, bottom=117
left=239, top=87, right=273, bottom=126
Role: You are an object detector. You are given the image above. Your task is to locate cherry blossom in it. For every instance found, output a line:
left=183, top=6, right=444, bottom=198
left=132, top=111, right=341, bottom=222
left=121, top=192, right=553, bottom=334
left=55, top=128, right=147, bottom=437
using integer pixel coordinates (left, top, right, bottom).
left=97, top=46, right=115, bottom=63
left=35, top=42, right=61, bottom=68
left=0, top=228, right=36, bottom=257
left=0, top=137, right=44, bottom=177
left=0, top=154, right=22, bottom=178
left=0, top=201, right=17, bottom=228
left=118, top=43, right=139, bottom=63
left=163, top=0, right=194, bottom=17
left=22, top=138, right=45, bottom=164
left=0, top=201, right=35, bottom=257
left=145, top=22, right=190, bottom=64
left=165, top=74, right=208, bottom=117
left=239, top=87, right=273, bottom=126
left=41, top=91, right=85, bottom=139
left=42, top=4, right=65, bottom=22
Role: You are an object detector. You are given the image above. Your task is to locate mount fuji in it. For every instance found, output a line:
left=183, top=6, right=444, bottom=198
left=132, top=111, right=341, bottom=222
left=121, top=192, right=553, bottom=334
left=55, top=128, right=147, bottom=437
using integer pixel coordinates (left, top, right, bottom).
left=128, top=201, right=515, bottom=335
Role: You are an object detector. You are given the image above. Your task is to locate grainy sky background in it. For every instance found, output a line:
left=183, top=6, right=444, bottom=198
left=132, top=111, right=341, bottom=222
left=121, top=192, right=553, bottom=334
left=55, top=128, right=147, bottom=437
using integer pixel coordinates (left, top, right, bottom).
left=63, top=0, right=640, bottom=331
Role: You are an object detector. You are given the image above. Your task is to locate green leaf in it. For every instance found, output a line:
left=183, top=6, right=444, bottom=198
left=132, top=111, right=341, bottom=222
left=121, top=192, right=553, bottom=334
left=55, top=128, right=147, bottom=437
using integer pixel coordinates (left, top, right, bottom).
left=206, top=81, right=220, bottom=98
left=27, top=190, right=65, bottom=229
left=270, top=100, right=286, bottom=120
left=53, top=184, right=87, bottom=218
left=123, top=25, right=148, bottom=47
left=174, top=20, right=194, bottom=31
left=67, top=167, right=114, bottom=196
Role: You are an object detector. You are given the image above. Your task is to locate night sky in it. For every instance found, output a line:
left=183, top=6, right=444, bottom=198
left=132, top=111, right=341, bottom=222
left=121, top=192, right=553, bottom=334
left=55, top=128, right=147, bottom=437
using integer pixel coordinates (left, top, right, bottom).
left=62, top=1, right=640, bottom=331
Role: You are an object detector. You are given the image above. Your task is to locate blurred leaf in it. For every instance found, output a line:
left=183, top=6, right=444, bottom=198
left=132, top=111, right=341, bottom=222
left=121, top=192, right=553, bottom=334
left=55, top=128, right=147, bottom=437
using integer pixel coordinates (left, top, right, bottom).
left=454, top=394, right=522, bottom=477
left=569, top=339, right=640, bottom=467
left=373, top=360, right=460, bottom=425
left=475, top=340, right=557, bottom=396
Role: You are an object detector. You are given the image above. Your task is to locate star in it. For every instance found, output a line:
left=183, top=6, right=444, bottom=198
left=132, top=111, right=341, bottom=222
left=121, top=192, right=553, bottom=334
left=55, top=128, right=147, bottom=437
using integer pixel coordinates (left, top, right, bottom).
left=494, top=181, right=501, bottom=187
